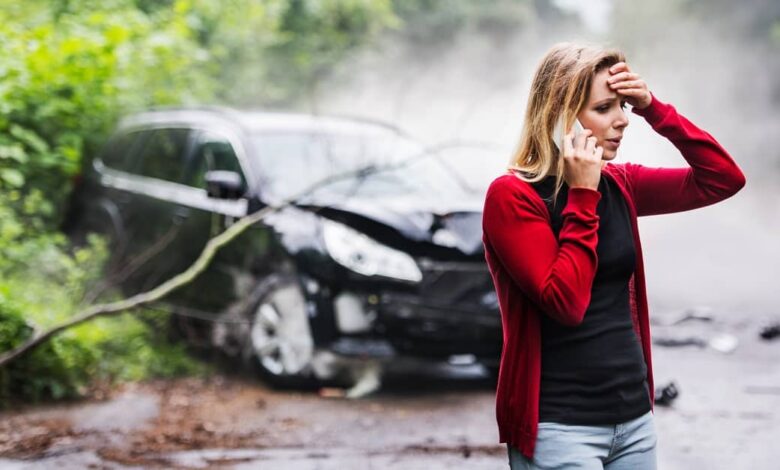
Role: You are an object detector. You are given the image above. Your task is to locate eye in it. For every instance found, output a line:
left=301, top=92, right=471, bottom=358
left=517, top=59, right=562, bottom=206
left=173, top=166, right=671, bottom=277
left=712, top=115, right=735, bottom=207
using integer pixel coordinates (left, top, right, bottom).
left=597, top=101, right=628, bottom=113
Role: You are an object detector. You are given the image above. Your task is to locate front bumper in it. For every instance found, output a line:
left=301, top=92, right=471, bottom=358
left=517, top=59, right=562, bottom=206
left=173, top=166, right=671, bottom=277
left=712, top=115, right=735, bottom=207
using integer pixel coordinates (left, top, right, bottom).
left=376, top=291, right=501, bottom=358
left=313, top=260, right=503, bottom=362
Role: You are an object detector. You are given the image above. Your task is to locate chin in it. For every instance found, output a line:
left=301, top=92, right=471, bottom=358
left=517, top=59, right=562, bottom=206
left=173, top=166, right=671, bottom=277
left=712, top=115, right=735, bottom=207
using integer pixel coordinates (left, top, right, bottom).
left=602, top=150, right=618, bottom=161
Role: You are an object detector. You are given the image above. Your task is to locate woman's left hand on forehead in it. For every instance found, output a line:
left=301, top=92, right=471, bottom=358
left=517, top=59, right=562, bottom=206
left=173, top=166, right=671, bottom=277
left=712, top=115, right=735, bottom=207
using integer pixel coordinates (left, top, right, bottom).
left=607, top=62, right=652, bottom=110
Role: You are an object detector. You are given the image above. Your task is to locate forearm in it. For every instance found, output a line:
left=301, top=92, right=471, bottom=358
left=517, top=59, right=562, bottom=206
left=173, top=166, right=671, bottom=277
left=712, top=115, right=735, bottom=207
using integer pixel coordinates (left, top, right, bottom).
left=629, top=94, right=746, bottom=216
left=483, top=182, right=601, bottom=326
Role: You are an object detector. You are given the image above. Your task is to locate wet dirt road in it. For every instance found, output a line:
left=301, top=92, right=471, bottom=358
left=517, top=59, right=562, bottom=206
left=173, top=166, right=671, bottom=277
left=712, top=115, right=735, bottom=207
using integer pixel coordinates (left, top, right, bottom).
left=0, top=366, right=506, bottom=469
left=1, top=310, right=778, bottom=469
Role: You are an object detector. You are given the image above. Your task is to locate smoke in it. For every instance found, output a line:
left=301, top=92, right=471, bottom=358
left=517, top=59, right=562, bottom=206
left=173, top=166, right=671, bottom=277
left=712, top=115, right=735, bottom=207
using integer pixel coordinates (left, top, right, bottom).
left=313, top=1, right=779, bottom=316
left=314, top=15, right=570, bottom=190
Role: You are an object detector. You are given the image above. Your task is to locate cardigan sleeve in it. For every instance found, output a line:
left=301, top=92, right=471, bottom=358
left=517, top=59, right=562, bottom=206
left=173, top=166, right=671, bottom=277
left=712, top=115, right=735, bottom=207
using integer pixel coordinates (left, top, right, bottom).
left=625, top=93, right=746, bottom=217
left=482, top=176, right=601, bottom=327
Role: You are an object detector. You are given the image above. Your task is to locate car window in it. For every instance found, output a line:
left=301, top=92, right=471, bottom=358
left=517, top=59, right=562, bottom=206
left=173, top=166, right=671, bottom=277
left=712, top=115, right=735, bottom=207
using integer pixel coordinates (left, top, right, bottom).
left=186, top=131, right=246, bottom=190
left=319, top=150, right=470, bottom=201
left=135, top=128, right=190, bottom=182
left=249, top=132, right=478, bottom=205
left=100, top=131, right=147, bottom=172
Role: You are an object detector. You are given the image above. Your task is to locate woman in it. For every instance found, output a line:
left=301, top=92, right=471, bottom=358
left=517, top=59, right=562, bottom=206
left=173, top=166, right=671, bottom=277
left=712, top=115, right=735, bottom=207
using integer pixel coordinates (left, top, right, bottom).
left=482, top=42, right=745, bottom=469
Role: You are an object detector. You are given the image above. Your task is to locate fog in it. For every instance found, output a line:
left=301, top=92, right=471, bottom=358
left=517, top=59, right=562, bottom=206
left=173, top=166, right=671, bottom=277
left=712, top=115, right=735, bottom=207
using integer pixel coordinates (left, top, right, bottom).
left=313, top=0, right=779, bottom=317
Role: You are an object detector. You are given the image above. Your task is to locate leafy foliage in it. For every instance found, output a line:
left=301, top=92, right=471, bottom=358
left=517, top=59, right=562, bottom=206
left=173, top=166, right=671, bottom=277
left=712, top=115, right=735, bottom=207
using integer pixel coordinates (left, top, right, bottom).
left=0, top=292, right=94, bottom=402
left=0, top=2, right=218, bottom=228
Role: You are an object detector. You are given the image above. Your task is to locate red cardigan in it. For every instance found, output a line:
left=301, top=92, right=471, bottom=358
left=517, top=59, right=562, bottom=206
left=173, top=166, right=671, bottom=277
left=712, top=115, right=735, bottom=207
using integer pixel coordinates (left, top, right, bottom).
left=482, top=94, right=745, bottom=459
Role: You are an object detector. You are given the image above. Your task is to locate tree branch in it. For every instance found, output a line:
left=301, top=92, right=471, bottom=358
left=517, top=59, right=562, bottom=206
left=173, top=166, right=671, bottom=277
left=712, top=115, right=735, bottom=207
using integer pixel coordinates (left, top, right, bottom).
left=0, top=155, right=433, bottom=368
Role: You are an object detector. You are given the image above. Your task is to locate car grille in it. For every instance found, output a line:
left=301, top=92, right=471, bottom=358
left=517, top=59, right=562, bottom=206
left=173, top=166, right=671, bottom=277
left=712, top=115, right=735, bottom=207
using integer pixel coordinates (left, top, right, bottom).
left=416, top=260, right=497, bottom=309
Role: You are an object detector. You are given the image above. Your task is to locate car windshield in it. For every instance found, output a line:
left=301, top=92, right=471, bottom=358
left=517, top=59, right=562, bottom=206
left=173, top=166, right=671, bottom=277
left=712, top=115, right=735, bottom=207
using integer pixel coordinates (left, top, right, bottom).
left=433, top=144, right=507, bottom=196
left=250, top=132, right=475, bottom=204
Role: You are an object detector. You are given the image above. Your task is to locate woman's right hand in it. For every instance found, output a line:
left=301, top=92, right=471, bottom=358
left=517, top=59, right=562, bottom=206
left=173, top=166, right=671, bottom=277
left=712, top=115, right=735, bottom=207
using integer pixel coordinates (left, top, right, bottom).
left=562, top=128, right=603, bottom=190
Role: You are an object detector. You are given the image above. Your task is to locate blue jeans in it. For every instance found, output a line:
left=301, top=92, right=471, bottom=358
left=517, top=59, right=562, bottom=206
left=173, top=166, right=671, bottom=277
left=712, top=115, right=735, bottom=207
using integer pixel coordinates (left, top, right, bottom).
left=507, top=411, right=657, bottom=469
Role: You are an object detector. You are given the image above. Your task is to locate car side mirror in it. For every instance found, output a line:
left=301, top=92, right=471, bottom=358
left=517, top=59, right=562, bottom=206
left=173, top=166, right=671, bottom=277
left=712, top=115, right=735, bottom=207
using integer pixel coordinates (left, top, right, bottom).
left=205, top=170, right=244, bottom=200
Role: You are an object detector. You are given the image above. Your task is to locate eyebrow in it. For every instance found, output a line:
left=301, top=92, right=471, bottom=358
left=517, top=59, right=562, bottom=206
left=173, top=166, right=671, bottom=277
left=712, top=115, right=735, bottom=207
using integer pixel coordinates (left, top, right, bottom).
left=593, top=96, right=622, bottom=106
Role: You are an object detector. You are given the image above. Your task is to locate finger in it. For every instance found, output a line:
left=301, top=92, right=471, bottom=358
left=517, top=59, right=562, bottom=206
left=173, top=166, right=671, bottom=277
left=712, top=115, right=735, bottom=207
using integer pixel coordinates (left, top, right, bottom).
left=573, top=129, right=592, bottom=150
left=607, top=72, right=639, bottom=84
left=615, top=88, right=646, bottom=97
left=585, top=136, right=597, bottom=155
left=594, top=145, right=604, bottom=160
left=610, top=80, right=645, bottom=90
left=609, top=62, right=631, bottom=74
left=562, top=131, right=575, bottom=155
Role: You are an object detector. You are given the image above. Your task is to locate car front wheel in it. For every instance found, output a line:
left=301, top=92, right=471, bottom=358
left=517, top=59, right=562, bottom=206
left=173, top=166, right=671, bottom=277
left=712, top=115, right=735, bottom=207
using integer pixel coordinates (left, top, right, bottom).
left=244, top=276, right=317, bottom=388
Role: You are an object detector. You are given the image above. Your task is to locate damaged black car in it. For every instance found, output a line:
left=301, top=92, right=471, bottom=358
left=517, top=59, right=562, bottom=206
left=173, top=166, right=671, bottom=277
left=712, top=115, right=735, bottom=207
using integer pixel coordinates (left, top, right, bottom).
left=65, top=108, right=502, bottom=389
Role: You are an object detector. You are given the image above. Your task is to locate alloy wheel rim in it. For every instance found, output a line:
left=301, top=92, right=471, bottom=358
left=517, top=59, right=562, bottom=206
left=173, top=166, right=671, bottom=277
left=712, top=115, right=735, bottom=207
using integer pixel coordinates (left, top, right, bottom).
left=250, top=285, right=313, bottom=376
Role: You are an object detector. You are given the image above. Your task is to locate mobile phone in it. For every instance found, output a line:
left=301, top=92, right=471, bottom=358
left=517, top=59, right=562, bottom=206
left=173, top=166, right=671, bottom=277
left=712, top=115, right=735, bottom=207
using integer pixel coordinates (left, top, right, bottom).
left=552, top=118, right=585, bottom=152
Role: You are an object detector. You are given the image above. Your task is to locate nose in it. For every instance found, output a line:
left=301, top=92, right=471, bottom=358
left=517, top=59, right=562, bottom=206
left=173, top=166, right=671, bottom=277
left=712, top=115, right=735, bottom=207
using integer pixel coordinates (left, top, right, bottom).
left=614, top=108, right=629, bottom=130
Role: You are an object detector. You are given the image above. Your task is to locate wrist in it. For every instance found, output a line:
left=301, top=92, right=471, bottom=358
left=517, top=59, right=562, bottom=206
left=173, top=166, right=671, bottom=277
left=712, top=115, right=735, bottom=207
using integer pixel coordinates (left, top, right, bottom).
left=633, top=91, right=654, bottom=110
left=566, top=186, right=602, bottom=211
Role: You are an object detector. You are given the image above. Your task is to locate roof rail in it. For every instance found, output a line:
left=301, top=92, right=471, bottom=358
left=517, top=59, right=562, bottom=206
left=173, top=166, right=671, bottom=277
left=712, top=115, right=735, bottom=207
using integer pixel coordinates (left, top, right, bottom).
left=141, top=104, right=241, bottom=118
left=122, top=105, right=412, bottom=138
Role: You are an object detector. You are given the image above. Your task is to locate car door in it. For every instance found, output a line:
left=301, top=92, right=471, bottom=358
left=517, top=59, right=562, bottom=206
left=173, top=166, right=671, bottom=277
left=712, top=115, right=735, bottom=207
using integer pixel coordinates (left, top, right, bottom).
left=77, top=129, right=149, bottom=264
left=171, top=129, right=260, bottom=315
left=110, top=127, right=193, bottom=295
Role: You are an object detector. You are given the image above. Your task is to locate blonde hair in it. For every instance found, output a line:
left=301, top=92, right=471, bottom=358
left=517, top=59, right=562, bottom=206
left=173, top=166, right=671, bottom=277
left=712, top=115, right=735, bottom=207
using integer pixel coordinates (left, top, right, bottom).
left=509, top=42, right=626, bottom=204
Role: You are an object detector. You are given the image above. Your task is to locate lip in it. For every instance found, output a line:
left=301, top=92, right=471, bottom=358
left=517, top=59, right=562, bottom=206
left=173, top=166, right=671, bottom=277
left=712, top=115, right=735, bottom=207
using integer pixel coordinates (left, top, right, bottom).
left=605, top=137, right=622, bottom=148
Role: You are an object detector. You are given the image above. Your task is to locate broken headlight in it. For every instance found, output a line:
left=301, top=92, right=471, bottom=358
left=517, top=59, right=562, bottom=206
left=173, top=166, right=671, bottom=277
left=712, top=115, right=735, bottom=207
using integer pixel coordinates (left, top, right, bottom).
left=322, top=219, right=422, bottom=282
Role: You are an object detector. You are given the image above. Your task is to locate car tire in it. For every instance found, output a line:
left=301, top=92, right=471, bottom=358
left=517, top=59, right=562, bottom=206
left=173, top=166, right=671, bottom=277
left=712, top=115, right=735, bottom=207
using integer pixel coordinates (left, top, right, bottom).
left=241, top=275, right=318, bottom=389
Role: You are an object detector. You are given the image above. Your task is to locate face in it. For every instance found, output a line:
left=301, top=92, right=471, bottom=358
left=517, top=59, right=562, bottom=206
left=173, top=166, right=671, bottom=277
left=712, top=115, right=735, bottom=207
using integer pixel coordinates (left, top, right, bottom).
left=577, top=68, right=629, bottom=161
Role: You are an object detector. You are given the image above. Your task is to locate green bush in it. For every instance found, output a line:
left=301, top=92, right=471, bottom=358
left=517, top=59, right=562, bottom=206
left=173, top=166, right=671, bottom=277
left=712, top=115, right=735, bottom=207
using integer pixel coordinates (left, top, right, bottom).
left=0, top=291, right=95, bottom=403
left=0, top=2, right=218, bottom=228
left=0, top=290, right=206, bottom=407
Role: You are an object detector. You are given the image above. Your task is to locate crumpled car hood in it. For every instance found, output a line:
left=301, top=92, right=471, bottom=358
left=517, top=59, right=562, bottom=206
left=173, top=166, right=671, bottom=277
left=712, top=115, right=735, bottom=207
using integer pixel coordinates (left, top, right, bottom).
left=299, top=194, right=485, bottom=255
